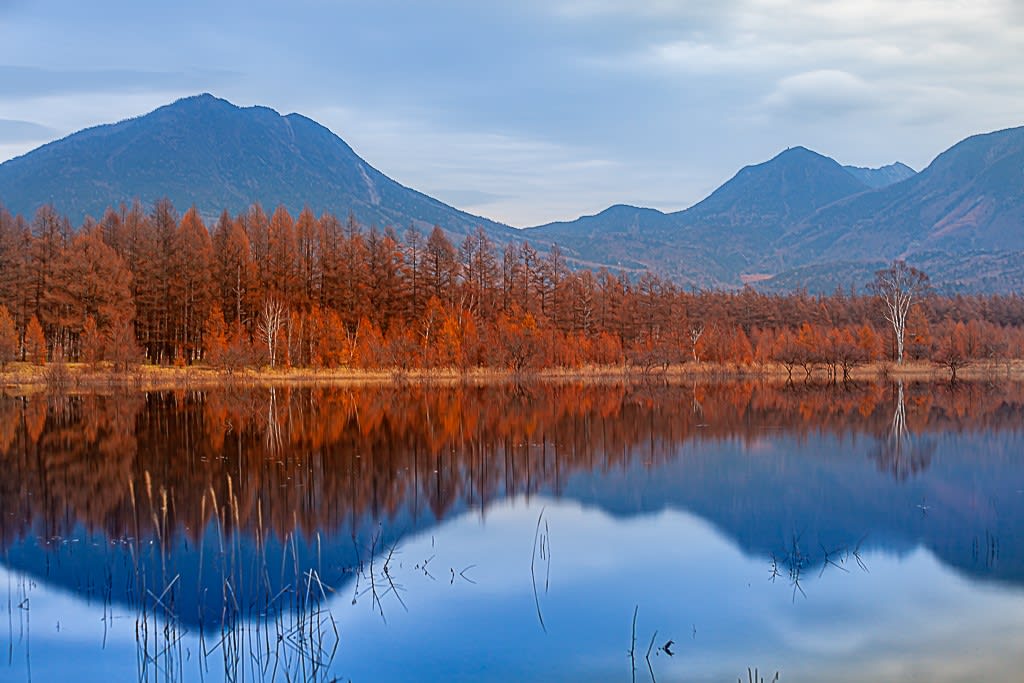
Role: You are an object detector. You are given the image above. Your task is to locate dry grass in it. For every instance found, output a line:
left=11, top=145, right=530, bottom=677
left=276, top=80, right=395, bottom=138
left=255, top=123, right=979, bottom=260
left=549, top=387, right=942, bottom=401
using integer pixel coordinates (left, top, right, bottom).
left=2, top=358, right=1024, bottom=394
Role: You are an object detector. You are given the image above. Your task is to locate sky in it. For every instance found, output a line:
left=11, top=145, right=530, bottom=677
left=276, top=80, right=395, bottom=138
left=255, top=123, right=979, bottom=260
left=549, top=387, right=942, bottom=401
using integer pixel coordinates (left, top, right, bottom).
left=0, top=0, right=1022, bottom=227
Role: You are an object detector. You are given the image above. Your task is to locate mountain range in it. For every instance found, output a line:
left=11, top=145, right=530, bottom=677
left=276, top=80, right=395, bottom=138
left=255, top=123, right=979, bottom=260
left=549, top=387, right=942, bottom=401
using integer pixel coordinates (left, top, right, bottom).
left=528, top=129, right=1024, bottom=292
left=0, top=94, right=1021, bottom=292
left=0, top=94, right=515, bottom=240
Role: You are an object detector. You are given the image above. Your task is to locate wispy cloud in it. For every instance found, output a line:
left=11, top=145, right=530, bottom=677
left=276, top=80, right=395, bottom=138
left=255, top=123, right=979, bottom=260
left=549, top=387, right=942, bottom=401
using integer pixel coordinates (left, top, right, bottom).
left=0, top=0, right=1022, bottom=223
left=0, top=118, right=56, bottom=144
left=0, top=65, right=239, bottom=98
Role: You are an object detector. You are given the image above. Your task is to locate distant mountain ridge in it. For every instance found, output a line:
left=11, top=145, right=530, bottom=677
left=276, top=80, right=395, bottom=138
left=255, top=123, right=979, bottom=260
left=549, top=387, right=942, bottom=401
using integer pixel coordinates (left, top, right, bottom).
left=527, top=146, right=894, bottom=286
left=0, top=94, right=516, bottom=239
left=530, top=126, right=1024, bottom=292
left=842, top=161, right=917, bottom=188
left=1, top=93, right=1021, bottom=292
left=783, top=126, right=1024, bottom=262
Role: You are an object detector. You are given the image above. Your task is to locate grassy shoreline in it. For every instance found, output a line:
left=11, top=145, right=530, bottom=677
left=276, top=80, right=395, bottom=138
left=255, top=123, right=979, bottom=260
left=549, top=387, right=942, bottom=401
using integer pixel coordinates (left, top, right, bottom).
left=3, top=359, right=1024, bottom=394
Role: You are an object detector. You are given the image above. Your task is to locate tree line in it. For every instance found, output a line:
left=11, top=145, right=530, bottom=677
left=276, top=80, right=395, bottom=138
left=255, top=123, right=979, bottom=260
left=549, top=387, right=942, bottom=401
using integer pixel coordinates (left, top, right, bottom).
left=1, top=200, right=1023, bottom=375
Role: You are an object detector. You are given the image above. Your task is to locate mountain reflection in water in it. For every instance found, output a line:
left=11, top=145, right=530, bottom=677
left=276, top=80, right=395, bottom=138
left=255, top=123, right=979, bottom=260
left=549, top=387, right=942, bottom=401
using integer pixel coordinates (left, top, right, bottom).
left=1, top=380, right=1023, bottom=682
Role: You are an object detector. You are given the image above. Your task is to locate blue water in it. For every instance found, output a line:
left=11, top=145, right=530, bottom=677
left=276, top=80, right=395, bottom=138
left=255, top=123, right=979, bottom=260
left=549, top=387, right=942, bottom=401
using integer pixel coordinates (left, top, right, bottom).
left=2, top=383, right=1023, bottom=682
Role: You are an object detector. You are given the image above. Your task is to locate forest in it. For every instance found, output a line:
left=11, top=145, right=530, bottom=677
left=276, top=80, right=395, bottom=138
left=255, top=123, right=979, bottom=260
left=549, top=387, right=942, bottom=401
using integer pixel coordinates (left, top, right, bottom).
left=1, top=200, right=1023, bottom=378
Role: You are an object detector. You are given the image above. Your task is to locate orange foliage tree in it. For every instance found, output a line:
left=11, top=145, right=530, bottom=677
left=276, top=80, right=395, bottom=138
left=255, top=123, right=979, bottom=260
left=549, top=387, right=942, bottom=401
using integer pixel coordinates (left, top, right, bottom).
left=0, top=305, right=17, bottom=367
left=25, top=315, right=46, bottom=364
left=3, top=200, right=1024, bottom=377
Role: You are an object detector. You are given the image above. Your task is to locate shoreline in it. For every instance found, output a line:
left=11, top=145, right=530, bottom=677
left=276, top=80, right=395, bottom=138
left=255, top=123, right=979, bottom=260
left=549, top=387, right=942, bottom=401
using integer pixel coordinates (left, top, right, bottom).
left=3, top=359, right=1024, bottom=394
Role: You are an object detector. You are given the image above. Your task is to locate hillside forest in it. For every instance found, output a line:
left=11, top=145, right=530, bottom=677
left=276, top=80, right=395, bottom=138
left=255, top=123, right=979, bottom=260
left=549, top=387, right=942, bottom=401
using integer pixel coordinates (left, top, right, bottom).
left=1, top=200, right=1023, bottom=378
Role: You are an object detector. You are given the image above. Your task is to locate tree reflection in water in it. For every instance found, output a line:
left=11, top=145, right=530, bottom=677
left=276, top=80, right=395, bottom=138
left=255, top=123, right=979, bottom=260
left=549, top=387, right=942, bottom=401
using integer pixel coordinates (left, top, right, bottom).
left=869, top=381, right=937, bottom=481
left=1, top=380, right=1023, bottom=680
left=3, top=380, right=1024, bottom=556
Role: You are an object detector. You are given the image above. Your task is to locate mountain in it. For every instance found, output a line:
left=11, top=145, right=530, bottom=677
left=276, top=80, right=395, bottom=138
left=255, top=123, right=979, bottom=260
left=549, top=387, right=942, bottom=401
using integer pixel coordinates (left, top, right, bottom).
left=843, top=161, right=917, bottom=188
left=533, top=128, right=1024, bottom=291
left=523, top=204, right=678, bottom=273
left=680, top=146, right=871, bottom=229
left=0, top=94, right=515, bottom=239
left=2, top=93, right=1021, bottom=292
left=774, top=126, right=1024, bottom=275
left=528, top=146, right=875, bottom=285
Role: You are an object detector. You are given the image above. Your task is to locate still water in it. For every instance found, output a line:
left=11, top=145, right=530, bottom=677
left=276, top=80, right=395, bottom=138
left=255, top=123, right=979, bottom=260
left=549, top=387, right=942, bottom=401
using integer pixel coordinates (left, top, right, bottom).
left=1, top=380, right=1022, bottom=682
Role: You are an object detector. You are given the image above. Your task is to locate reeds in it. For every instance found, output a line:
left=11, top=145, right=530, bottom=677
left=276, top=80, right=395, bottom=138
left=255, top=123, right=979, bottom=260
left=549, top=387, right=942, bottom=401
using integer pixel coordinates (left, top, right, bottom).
left=128, top=476, right=341, bottom=682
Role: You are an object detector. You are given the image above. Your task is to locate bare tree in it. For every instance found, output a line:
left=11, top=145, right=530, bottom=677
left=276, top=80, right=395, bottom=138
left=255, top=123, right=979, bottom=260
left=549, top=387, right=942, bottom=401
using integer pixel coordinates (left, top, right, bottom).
left=688, top=322, right=705, bottom=362
left=257, top=298, right=286, bottom=368
left=869, top=261, right=929, bottom=364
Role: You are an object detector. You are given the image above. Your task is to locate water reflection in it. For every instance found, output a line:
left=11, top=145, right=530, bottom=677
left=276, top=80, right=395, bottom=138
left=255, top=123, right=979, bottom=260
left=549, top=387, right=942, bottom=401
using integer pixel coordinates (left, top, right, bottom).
left=1, top=380, right=1023, bottom=681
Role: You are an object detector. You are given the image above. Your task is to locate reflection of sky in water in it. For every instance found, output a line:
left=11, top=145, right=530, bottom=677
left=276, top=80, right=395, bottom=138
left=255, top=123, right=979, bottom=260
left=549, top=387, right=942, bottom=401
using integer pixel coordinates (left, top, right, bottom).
left=8, top=496, right=1024, bottom=682
left=331, top=499, right=1024, bottom=683
left=3, top=383, right=1024, bottom=682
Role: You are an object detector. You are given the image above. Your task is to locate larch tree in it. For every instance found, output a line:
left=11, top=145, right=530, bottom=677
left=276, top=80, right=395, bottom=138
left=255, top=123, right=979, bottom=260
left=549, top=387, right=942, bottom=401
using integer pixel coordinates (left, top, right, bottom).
left=243, top=204, right=270, bottom=296
left=211, top=211, right=255, bottom=329
left=365, top=225, right=404, bottom=331
left=80, top=316, right=103, bottom=366
left=59, top=227, right=134, bottom=358
left=499, top=243, right=521, bottom=315
left=568, top=270, right=596, bottom=335
left=105, top=312, right=143, bottom=372
left=29, top=205, right=70, bottom=350
left=0, top=208, right=32, bottom=336
left=25, top=315, right=46, bottom=364
left=458, top=227, right=499, bottom=318
left=172, top=207, right=214, bottom=363
left=869, top=261, right=930, bottom=364
left=266, top=205, right=300, bottom=306
left=203, top=302, right=229, bottom=367
left=318, top=213, right=344, bottom=311
left=334, top=213, right=370, bottom=329
left=932, top=320, right=971, bottom=381
left=131, top=198, right=178, bottom=363
left=518, top=241, right=542, bottom=316
left=425, top=226, right=458, bottom=304
left=0, top=304, right=17, bottom=367
left=538, top=244, right=568, bottom=320
left=295, top=208, right=322, bottom=308
left=402, top=225, right=426, bottom=322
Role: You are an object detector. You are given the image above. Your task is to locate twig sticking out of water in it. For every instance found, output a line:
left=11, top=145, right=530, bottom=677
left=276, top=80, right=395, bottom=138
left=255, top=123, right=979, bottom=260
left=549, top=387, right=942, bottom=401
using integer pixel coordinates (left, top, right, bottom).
left=530, top=507, right=549, bottom=633
left=645, top=629, right=658, bottom=683
left=741, top=667, right=780, bottom=683
left=629, top=605, right=638, bottom=683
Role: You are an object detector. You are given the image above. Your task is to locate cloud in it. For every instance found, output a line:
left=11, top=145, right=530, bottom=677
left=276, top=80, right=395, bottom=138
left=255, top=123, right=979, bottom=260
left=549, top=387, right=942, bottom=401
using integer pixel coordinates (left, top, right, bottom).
left=762, top=70, right=881, bottom=117
left=0, top=118, right=56, bottom=143
left=0, top=0, right=1023, bottom=224
left=427, top=189, right=511, bottom=209
left=0, top=65, right=239, bottom=99
left=308, top=104, right=634, bottom=225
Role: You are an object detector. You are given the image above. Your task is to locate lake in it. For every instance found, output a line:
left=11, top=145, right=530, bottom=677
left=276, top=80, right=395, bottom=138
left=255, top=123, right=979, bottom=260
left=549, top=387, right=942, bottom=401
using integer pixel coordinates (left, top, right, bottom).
left=2, top=380, right=1023, bottom=682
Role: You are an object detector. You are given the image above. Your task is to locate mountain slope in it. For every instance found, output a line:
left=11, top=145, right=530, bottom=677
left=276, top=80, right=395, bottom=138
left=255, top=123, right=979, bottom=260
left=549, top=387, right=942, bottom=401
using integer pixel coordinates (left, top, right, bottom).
left=0, top=94, right=515, bottom=239
left=677, top=146, right=870, bottom=228
left=529, top=146, right=874, bottom=285
left=2, top=94, right=1021, bottom=292
left=523, top=204, right=678, bottom=272
left=533, top=129, right=1024, bottom=291
left=777, top=125, right=1024, bottom=269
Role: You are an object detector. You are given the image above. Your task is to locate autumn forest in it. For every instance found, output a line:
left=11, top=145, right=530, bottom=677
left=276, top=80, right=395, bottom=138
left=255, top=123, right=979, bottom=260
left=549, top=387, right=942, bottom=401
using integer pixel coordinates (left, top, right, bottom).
left=1, top=200, right=1023, bottom=378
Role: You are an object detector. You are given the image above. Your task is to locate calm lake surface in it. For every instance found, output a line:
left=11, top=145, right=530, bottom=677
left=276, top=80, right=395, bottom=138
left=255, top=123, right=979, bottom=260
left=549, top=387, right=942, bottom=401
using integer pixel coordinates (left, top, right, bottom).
left=2, top=380, right=1023, bottom=682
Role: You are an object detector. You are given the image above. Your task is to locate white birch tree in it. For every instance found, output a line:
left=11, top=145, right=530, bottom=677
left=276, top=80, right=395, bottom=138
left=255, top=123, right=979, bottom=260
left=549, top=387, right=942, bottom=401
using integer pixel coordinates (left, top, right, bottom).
left=869, top=261, right=929, bottom=364
left=257, top=298, right=286, bottom=368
